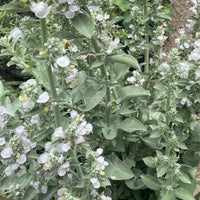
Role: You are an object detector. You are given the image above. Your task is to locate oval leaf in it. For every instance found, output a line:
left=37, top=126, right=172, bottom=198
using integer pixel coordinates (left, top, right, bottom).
left=119, top=118, right=147, bottom=133
left=71, top=12, right=94, bottom=39
left=107, top=54, right=140, bottom=71
left=79, top=86, right=106, bottom=111
left=105, top=154, right=134, bottom=180
left=140, top=174, right=161, bottom=190
left=117, top=85, right=150, bottom=103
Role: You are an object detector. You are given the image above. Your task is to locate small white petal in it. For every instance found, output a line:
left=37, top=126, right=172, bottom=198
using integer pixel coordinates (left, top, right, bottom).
left=56, top=56, right=70, bottom=67
left=10, top=27, right=23, bottom=39
left=0, top=137, right=5, bottom=146
left=1, top=146, right=13, bottom=158
left=65, top=11, right=75, bottom=19
left=37, top=92, right=49, bottom=104
left=0, top=106, right=6, bottom=116
left=31, top=2, right=51, bottom=18
left=70, top=110, right=78, bottom=119
left=16, top=154, right=26, bottom=164
left=5, top=165, right=15, bottom=176
left=41, top=185, right=48, bottom=194
left=54, top=127, right=65, bottom=138
left=38, top=153, right=49, bottom=164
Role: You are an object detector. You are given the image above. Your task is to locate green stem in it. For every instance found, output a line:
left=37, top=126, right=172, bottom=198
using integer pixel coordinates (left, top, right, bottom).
left=144, top=0, right=149, bottom=73
left=109, top=65, right=118, bottom=100
left=91, top=36, right=111, bottom=126
left=70, top=149, right=84, bottom=180
left=40, top=18, right=61, bottom=127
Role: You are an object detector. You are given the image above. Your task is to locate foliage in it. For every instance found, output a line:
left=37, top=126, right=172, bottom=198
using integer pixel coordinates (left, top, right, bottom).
left=0, top=0, right=199, bottom=200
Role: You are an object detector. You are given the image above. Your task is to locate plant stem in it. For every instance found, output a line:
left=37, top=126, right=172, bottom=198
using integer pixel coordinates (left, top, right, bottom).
left=70, top=149, right=84, bottom=180
left=144, top=0, right=149, bottom=73
left=40, top=18, right=61, bottom=127
left=109, top=65, right=118, bottom=100
left=91, top=36, right=111, bottom=126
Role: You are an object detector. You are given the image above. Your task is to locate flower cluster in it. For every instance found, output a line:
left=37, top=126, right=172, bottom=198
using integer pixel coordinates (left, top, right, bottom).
left=0, top=126, right=36, bottom=177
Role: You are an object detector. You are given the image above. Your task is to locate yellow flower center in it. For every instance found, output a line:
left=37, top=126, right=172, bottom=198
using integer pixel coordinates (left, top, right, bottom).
left=19, top=95, right=28, bottom=102
left=39, top=51, right=46, bottom=56
left=67, top=141, right=71, bottom=146
left=62, top=39, right=68, bottom=45
left=183, top=72, right=188, bottom=76
left=100, top=171, right=105, bottom=176
left=69, top=81, right=77, bottom=88
left=70, top=65, right=75, bottom=70
left=44, top=107, right=49, bottom=113
left=58, top=180, right=62, bottom=184
left=61, top=196, right=65, bottom=200
left=16, top=153, right=21, bottom=159
left=45, top=161, right=52, bottom=168
left=75, top=118, right=79, bottom=122
left=20, top=0, right=28, bottom=2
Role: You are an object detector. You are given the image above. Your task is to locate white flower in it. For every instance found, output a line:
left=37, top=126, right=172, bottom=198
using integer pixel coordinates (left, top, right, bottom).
left=65, top=68, right=78, bottom=83
left=0, top=137, right=5, bottom=146
left=97, top=156, right=109, bottom=170
left=75, top=121, right=93, bottom=136
left=75, top=136, right=85, bottom=144
left=101, top=195, right=112, bottom=200
left=38, top=152, right=49, bottom=164
left=56, top=56, right=70, bottom=67
left=0, top=106, right=6, bottom=116
left=16, top=154, right=26, bottom=164
left=4, top=165, right=15, bottom=177
left=181, top=97, right=192, bottom=106
left=57, top=187, right=68, bottom=196
left=65, top=11, right=75, bottom=19
left=45, top=142, right=52, bottom=150
left=37, top=92, right=49, bottom=103
left=10, top=27, right=23, bottom=39
left=70, top=110, right=78, bottom=119
left=96, top=148, right=103, bottom=156
left=1, top=146, right=13, bottom=158
left=195, top=69, right=200, bottom=79
left=69, top=5, right=79, bottom=12
left=16, top=126, right=25, bottom=136
left=59, top=0, right=68, bottom=3
left=23, top=99, right=35, bottom=112
left=41, top=185, right=48, bottom=194
left=106, top=38, right=120, bottom=54
left=31, top=181, right=40, bottom=189
left=90, top=178, right=100, bottom=188
left=127, top=76, right=136, bottom=84
left=58, top=162, right=70, bottom=176
left=31, top=2, right=51, bottom=18
left=31, top=114, right=40, bottom=124
left=57, top=143, right=71, bottom=152
left=26, top=79, right=37, bottom=86
left=96, top=14, right=103, bottom=21
left=54, top=127, right=65, bottom=138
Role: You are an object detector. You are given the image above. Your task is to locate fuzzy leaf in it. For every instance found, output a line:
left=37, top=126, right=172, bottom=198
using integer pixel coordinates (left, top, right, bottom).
left=0, top=3, right=28, bottom=13
left=178, top=172, right=191, bottom=184
left=79, top=86, right=106, bottom=111
left=105, top=154, right=134, bottom=180
left=117, top=85, right=150, bottom=103
left=143, top=157, right=156, bottom=168
left=119, top=118, right=147, bottom=133
left=107, top=54, right=140, bottom=71
left=175, top=187, right=195, bottom=200
left=140, top=174, right=161, bottom=190
left=71, top=12, right=94, bottom=39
